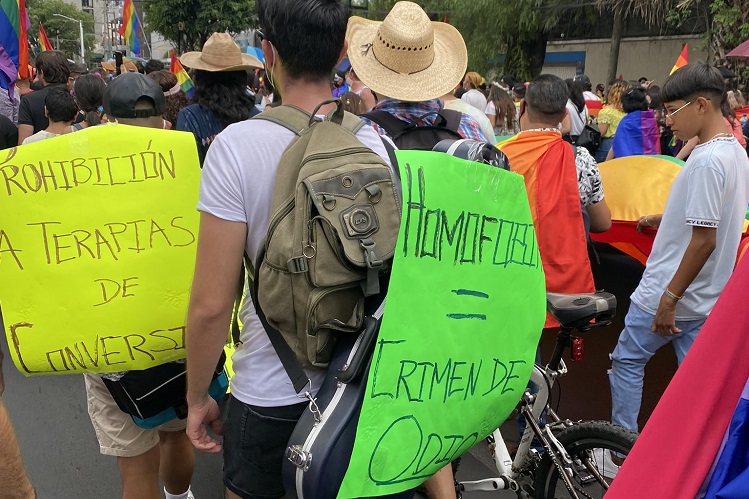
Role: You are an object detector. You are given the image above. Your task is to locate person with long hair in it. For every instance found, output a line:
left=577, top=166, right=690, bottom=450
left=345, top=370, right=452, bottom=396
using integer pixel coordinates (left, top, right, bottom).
left=148, top=70, right=190, bottom=126
left=176, top=33, right=263, bottom=166
left=595, top=80, right=632, bottom=162
left=565, top=78, right=589, bottom=137
left=485, top=84, right=518, bottom=136
left=72, top=74, right=106, bottom=129
left=607, top=88, right=660, bottom=160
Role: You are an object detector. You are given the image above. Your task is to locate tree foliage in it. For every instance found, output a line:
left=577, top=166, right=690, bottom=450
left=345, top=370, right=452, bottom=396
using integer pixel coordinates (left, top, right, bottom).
left=144, top=0, right=257, bottom=53
left=358, top=0, right=594, bottom=81
left=26, top=0, right=95, bottom=61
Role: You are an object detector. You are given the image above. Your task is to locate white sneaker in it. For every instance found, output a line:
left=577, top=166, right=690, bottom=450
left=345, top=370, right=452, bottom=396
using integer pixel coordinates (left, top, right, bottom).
left=589, top=448, right=622, bottom=479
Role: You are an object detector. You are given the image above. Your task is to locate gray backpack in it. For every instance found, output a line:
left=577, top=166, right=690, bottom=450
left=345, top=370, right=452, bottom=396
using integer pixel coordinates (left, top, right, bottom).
left=249, top=100, right=401, bottom=385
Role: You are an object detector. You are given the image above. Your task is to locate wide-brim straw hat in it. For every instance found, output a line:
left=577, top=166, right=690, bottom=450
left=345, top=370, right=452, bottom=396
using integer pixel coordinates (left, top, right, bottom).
left=346, top=1, right=467, bottom=102
left=180, top=32, right=263, bottom=72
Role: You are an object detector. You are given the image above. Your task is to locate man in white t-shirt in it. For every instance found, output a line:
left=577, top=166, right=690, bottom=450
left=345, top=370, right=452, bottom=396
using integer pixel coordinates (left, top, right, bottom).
left=609, top=64, right=749, bottom=444
left=183, top=2, right=394, bottom=498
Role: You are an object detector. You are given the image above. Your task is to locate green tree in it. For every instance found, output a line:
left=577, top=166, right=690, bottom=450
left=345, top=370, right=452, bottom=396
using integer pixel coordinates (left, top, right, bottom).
left=26, top=0, right=95, bottom=61
left=144, top=0, right=257, bottom=53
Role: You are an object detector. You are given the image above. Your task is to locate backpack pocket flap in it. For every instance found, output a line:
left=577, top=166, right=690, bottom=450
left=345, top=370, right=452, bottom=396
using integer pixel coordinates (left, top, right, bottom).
left=303, top=165, right=400, bottom=269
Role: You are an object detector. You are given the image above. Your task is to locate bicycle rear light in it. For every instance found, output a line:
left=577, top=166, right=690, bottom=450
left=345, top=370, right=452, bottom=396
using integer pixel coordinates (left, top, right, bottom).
left=571, top=336, right=584, bottom=362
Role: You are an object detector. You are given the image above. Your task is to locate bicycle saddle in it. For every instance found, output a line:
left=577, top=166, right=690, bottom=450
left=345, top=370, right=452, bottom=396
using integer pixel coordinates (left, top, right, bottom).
left=546, top=292, right=616, bottom=330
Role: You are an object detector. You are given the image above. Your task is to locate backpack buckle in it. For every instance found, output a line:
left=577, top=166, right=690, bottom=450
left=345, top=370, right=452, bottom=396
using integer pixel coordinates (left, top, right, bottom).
left=360, top=238, right=382, bottom=297
left=287, top=257, right=309, bottom=273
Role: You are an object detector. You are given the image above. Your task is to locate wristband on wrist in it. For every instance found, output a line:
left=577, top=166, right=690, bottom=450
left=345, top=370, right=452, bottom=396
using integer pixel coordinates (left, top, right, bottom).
left=664, top=288, right=683, bottom=302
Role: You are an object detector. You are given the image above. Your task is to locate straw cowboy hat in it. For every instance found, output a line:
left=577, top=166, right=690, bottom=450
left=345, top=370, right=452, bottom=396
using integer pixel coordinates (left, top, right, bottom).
left=180, top=32, right=263, bottom=72
left=346, top=1, right=467, bottom=102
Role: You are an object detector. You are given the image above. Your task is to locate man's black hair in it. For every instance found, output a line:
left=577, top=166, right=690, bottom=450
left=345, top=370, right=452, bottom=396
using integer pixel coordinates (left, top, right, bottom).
left=660, top=63, right=726, bottom=108
left=646, top=85, right=662, bottom=110
left=145, top=59, right=165, bottom=74
left=512, top=85, right=526, bottom=99
left=35, top=51, right=70, bottom=85
left=622, top=88, right=648, bottom=113
left=526, top=74, right=567, bottom=118
left=257, top=0, right=348, bottom=81
left=638, top=76, right=648, bottom=83
left=45, top=87, right=78, bottom=122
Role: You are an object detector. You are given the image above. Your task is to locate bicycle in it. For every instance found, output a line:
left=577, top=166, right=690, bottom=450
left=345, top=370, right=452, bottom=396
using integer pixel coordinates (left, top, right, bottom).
left=456, top=291, right=639, bottom=499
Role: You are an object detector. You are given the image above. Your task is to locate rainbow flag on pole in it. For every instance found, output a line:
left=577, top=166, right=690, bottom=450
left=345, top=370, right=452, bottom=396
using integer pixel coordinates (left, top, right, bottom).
left=0, top=0, right=30, bottom=93
left=170, top=51, right=194, bottom=100
left=118, top=0, right=141, bottom=55
left=38, top=22, right=52, bottom=51
left=670, top=44, right=688, bottom=75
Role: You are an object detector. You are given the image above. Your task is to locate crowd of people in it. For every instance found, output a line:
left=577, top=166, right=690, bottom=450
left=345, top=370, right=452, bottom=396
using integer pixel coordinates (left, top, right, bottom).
left=2, top=0, right=749, bottom=498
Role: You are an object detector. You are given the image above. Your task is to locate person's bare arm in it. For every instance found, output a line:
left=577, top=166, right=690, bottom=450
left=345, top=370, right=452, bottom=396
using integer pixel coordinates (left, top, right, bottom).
left=652, top=226, right=717, bottom=335
left=0, top=401, right=35, bottom=498
left=676, top=136, right=699, bottom=161
left=586, top=198, right=612, bottom=233
left=605, top=146, right=615, bottom=162
left=597, top=122, right=609, bottom=137
left=17, top=124, right=32, bottom=145
left=186, top=213, right=246, bottom=453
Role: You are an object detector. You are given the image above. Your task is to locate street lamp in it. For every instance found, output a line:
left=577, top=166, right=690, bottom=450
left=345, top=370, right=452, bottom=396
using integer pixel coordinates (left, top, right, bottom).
left=53, top=13, right=85, bottom=62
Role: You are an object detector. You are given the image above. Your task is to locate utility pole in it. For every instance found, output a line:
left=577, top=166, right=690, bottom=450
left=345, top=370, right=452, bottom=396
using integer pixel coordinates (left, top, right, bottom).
left=53, top=13, right=85, bottom=63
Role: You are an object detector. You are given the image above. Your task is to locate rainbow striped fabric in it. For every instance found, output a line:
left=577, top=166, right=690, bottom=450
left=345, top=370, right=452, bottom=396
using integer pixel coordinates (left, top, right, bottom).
left=38, top=22, right=52, bottom=51
left=670, top=44, right=688, bottom=75
left=170, top=51, right=194, bottom=99
left=118, top=0, right=140, bottom=55
left=0, top=0, right=29, bottom=92
left=611, top=109, right=661, bottom=158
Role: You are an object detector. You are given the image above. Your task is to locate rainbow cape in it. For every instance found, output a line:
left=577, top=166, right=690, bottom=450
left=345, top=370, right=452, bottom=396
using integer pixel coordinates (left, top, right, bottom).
left=670, top=44, right=688, bottom=75
left=117, top=0, right=141, bottom=55
left=170, top=51, right=194, bottom=100
left=611, top=109, right=660, bottom=158
left=0, top=0, right=29, bottom=92
left=498, top=132, right=595, bottom=327
left=38, top=22, right=52, bottom=51
left=606, top=254, right=749, bottom=498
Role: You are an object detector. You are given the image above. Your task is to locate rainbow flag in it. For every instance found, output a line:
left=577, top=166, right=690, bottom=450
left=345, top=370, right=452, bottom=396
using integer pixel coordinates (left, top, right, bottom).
left=610, top=109, right=661, bottom=158
left=670, top=44, right=688, bottom=75
left=0, top=0, right=29, bottom=93
left=117, top=0, right=141, bottom=55
left=38, top=22, right=52, bottom=51
left=170, top=51, right=194, bottom=100
left=498, top=132, right=595, bottom=327
left=606, top=254, right=749, bottom=499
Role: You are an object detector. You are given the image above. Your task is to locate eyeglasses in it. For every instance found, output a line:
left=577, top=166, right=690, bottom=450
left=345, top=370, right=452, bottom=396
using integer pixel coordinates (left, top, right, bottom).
left=664, top=99, right=694, bottom=119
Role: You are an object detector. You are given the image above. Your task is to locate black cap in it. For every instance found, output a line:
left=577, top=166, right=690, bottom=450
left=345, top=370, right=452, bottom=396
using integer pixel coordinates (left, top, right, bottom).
left=103, top=72, right=166, bottom=119
left=574, top=74, right=592, bottom=90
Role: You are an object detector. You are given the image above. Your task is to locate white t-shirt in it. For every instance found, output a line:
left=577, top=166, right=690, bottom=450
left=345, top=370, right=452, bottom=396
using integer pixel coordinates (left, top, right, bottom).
left=198, top=116, right=392, bottom=407
left=566, top=100, right=589, bottom=136
left=21, top=130, right=60, bottom=144
left=443, top=98, right=497, bottom=145
left=461, top=89, right=487, bottom=114
left=583, top=91, right=601, bottom=102
left=631, top=137, right=749, bottom=319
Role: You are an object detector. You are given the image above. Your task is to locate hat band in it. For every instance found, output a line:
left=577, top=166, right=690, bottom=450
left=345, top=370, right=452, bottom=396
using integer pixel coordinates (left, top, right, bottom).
left=367, top=42, right=436, bottom=76
left=164, top=83, right=181, bottom=96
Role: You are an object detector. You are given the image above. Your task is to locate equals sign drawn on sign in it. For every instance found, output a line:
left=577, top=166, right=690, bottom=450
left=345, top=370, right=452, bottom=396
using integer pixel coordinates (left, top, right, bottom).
left=447, top=289, right=489, bottom=320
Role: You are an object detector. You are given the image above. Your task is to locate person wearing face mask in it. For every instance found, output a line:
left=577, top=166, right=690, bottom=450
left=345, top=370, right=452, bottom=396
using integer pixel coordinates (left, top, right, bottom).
left=176, top=33, right=264, bottom=167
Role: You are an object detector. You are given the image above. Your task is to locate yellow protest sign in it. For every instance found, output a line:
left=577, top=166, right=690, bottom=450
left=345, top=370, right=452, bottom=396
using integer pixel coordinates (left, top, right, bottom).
left=0, top=124, right=201, bottom=375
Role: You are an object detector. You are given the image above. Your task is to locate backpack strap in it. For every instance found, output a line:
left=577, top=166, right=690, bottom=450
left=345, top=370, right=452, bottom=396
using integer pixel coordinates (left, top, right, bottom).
left=255, top=103, right=365, bottom=136
left=361, top=110, right=411, bottom=139
left=440, top=108, right=462, bottom=132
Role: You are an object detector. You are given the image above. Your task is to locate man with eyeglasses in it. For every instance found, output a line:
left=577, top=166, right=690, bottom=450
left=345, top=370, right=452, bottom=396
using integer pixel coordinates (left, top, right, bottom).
left=608, top=63, right=749, bottom=455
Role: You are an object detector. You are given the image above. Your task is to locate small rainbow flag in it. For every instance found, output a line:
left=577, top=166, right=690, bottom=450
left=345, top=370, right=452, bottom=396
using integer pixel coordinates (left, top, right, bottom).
left=117, top=0, right=141, bottom=55
left=170, top=51, right=194, bottom=100
left=0, top=0, right=30, bottom=93
left=38, top=22, right=52, bottom=51
left=670, top=44, right=688, bottom=75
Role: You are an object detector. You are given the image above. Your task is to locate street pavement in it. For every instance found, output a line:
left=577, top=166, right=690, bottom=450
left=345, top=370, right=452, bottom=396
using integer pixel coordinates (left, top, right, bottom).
left=1, top=324, right=512, bottom=499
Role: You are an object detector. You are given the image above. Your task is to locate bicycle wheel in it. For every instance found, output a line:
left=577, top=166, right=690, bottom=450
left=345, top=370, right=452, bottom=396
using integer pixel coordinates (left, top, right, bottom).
left=533, top=420, right=637, bottom=499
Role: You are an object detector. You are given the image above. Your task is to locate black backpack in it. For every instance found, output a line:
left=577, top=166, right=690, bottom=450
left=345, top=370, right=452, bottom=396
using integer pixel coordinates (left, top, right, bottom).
left=361, top=109, right=463, bottom=151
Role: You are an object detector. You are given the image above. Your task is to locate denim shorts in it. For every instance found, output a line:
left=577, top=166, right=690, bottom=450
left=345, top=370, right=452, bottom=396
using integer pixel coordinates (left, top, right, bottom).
left=223, top=395, right=308, bottom=499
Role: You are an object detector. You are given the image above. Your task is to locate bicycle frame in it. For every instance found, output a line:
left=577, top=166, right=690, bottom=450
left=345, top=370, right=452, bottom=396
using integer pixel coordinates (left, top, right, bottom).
left=458, top=327, right=576, bottom=495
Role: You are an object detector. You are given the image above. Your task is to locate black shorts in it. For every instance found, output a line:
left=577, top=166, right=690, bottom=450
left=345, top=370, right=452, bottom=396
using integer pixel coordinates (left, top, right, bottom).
left=223, top=394, right=308, bottom=499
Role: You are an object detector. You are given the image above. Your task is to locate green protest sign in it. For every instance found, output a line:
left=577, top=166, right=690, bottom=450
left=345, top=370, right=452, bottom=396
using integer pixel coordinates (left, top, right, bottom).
left=338, top=150, right=546, bottom=498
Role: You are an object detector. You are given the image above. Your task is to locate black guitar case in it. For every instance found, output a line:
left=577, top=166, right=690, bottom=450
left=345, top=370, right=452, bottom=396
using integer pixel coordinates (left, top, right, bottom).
left=282, top=300, right=384, bottom=499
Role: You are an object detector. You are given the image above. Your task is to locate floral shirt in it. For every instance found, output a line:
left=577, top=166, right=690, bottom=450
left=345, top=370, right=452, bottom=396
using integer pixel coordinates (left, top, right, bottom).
left=575, top=146, right=604, bottom=206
